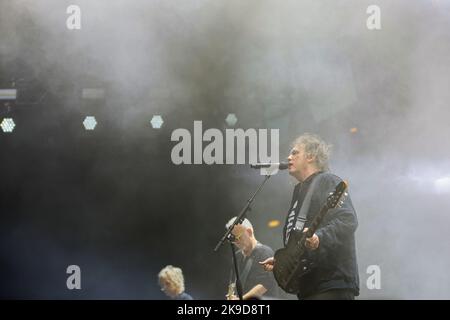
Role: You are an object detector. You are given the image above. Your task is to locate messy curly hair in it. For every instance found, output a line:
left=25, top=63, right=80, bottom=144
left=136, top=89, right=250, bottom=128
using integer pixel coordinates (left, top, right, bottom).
left=158, top=265, right=185, bottom=294
left=292, top=133, right=332, bottom=171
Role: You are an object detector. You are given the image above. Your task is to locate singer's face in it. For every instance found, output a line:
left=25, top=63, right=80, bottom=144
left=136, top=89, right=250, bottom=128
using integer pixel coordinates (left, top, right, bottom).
left=287, top=145, right=308, bottom=180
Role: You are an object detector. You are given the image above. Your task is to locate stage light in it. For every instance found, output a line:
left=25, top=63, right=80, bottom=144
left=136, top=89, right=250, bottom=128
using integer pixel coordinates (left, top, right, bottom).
left=225, top=113, right=237, bottom=127
left=267, top=220, right=280, bottom=228
left=1, top=118, right=16, bottom=133
left=0, top=89, right=17, bottom=100
left=83, top=116, right=97, bottom=130
left=150, top=115, right=164, bottom=129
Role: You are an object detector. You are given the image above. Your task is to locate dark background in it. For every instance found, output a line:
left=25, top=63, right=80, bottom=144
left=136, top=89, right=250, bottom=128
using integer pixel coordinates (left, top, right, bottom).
left=1, top=0, right=450, bottom=299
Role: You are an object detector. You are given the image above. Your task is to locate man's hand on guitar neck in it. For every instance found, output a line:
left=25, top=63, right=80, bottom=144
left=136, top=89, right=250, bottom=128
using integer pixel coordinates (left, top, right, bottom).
left=303, top=228, right=320, bottom=250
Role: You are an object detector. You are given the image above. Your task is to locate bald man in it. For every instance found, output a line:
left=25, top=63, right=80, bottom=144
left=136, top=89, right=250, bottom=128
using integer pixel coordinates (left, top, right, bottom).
left=225, top=217, right=279, bottom=300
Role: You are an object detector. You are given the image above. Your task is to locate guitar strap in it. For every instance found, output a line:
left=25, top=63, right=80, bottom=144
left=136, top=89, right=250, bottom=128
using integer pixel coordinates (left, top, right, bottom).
left=286, top=172, right=322, bottom=243
left=239, top=255, right=254, bottom=288
left=231, top=246, right=257, bottom=290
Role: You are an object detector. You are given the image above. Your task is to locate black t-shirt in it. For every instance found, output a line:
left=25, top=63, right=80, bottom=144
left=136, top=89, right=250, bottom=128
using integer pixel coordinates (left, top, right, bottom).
left=236, top=243, right=279, bottom=299
left=283, top=171, right=322, bottom=246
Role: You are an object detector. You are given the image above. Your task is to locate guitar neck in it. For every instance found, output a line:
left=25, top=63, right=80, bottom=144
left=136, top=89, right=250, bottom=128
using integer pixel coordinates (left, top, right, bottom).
left=304, top=204, right=329, bottom=238
left=292, top=204, right=329, bottom=257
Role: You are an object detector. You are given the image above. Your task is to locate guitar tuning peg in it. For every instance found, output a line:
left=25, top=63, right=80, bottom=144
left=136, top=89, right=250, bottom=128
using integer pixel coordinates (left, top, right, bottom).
left=329, top=192, right=334, bottom=195
left=344, top=192, right=348, bottom=196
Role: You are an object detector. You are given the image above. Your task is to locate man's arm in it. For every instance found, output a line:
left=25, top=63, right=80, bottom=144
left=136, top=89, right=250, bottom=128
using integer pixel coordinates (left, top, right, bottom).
left=314, top=175, right=358, bottom=252
left=315, top=208, right=357, bottom=249
left=228, top=284, right=267, bottom=300
left=243, top=284, right=267, bottom=300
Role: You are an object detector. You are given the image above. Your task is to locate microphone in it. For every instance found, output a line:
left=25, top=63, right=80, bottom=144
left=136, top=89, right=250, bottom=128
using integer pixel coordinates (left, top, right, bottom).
left=250, top=162, right=289, bottom=170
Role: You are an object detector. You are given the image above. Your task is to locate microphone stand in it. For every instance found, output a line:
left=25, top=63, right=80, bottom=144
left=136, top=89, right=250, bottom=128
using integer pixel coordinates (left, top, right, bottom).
left=214, top=174, right=272, bottom=300
left=228, top=239, right=243, bottom=300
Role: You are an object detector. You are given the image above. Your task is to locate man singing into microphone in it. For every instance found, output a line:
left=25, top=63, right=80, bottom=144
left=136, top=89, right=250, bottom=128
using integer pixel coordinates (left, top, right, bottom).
left=260, top=133, right=359, bottom=300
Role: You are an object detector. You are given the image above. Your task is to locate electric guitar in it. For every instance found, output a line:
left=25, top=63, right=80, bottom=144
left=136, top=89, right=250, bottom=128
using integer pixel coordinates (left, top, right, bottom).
left=273, top=181, right=348, bottom=294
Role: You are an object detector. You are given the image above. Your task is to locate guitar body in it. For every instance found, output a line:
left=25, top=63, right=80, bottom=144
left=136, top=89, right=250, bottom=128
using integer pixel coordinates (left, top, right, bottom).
left=273, top=181, right=348, bottom=294
left=273, top=229, right=315, bottom=294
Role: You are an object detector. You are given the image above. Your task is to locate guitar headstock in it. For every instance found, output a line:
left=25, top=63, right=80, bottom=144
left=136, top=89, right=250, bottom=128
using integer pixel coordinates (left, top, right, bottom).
left=326, top=181, right=348, bottom=209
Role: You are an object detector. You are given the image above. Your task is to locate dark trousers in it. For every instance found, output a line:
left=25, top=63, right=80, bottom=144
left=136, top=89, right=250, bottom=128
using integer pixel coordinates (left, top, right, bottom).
left=300, top=289, right=355, bottom=300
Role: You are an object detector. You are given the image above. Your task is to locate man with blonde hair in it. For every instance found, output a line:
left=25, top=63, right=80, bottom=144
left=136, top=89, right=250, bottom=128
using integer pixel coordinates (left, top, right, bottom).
left=158, top=265, right=193, bottom=300
left=261, top=133, right=359, bottom=300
